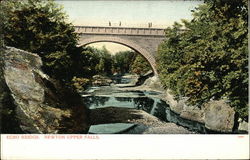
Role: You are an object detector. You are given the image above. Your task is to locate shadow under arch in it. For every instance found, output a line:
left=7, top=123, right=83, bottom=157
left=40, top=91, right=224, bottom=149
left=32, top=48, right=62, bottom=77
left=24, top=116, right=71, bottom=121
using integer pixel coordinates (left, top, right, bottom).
left=78, top=36, right=158, bottom=75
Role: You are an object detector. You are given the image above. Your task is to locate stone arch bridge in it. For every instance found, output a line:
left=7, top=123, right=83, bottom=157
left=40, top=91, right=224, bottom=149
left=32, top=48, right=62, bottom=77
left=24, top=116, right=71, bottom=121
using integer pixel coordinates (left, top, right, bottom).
left=74, top=26, right=166, bottom=75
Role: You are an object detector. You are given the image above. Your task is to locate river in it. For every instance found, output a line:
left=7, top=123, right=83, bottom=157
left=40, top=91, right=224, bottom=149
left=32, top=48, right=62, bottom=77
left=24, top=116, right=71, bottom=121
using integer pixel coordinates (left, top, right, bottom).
left=81, top=75, right=207, bottom=134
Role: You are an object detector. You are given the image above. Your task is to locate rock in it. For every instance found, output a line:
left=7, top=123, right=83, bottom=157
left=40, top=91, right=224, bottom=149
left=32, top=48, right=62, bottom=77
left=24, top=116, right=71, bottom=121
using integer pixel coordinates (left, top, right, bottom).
left=179, top=100, right=205, bottom=124
left=238, top=119, right=248, bottom=133
left=203, top=100, right=235, bottom=132
left=0, top=47, right=89, bottom=133
left=92, top=75, right=113, bottom=86
left=90, top=106, right=167, bottom=127
left=135, top=70, right=153, bottom=86
left=141, top=75, right=164, bottom=91
left=180, top=108, right=204, bottom=124
left=90, top=106, right=192, bottom=134
left=161, top=89, right=178, bottom=111
left=171, top=98, right=185, bottom=114
left=142, top=125, right=193, bottom=134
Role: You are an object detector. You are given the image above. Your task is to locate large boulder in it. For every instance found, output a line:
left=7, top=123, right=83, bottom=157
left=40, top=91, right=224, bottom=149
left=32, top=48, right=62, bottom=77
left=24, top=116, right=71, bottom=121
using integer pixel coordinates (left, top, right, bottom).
left=170, top=98, right=185, bottom=114
left=180, top=107, right=204, bottom=124
left=141, top=75, right=164, bottom=91
left=0, top=47, right=89, bottom=133
left=162, top=90, right=239, bottom=133
left=161, top=89, right=183, bottom=115
left=203, top=100, right=235, bottom=132
left=238, top=118, right=248, bottom=133
left=175, top=98, right=205, bottom=124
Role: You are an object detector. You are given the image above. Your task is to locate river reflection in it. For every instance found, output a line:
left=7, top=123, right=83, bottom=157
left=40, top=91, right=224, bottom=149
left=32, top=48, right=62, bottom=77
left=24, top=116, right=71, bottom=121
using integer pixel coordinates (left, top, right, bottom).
left=83, top=94, right=166, bottom=122
left=82, top=88, right=208, bottom=133
left=83, top=96, right=110, bottom=107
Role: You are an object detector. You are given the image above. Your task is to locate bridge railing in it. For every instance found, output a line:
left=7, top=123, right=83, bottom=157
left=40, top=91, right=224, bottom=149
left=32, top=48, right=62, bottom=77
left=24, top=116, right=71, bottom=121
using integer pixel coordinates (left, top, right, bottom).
left=74, top=26, right=165, bottom=36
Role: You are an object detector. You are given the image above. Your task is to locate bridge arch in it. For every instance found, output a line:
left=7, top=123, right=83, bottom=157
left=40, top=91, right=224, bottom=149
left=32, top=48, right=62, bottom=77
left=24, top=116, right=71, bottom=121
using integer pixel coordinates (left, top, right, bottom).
left=78, top=36, right=158, bottom=75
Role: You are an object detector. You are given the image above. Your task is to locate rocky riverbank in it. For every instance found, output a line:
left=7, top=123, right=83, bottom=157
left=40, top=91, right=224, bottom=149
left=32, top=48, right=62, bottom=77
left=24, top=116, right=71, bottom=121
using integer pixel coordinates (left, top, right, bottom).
left=90, top=107, right=193, bottom=134
left=0, top=47, right=90, bottom=133
left=119, top=76, right=248, bottom=133
left=1, top=46, right=247, bottom=134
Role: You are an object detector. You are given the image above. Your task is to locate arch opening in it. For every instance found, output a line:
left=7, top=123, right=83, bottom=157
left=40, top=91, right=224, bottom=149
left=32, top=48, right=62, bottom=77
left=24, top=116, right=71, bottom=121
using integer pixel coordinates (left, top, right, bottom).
left=78, top=36, right=158, bottom=75
left=87, top=42, right=132, bottom=55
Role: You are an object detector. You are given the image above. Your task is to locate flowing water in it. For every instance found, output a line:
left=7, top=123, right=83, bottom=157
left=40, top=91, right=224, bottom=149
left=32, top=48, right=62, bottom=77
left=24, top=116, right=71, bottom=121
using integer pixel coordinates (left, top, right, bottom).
left=81, top=76, right=208, bottom=133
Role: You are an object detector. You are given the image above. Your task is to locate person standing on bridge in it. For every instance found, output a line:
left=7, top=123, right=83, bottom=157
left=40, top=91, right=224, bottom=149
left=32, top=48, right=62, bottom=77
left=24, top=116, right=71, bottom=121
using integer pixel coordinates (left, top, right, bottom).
left=119, top=21, right=121, bottom=26
left=109, top=21, right=111, bottom=26
left=148, top=22, right=152, bottom=28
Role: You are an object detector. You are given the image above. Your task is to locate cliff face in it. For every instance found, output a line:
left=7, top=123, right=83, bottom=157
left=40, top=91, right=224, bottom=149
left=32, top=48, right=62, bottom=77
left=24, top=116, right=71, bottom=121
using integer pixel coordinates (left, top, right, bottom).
left=0, top=47, right=89, bottom=133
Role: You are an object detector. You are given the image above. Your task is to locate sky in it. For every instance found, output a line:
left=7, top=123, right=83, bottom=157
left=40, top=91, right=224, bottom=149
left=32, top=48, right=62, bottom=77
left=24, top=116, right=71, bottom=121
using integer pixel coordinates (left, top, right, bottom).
left=56, top=0, right=203, bottom=54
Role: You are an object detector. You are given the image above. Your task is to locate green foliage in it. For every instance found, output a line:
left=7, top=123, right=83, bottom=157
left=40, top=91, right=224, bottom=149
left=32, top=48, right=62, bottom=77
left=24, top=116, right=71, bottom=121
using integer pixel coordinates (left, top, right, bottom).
left=112, top=50, right=136, bottom=74
left=130, top=54, right=152, bottom=75
left=111, top=50, right=151, bottom=75
left=157, top=0, right=248, bottom=120
left=81, top=46, right=113, bottom=76
left=1, top=0, right=152, bottom=82
left=96, top=46, right=113, bottom=75
left=71, top=77, right=90, bottom=90
left=1, top=0, right=78, bottom=81
left=69, top=45, right=152, bottom=80
left=43, top=51, right=73, bottom=80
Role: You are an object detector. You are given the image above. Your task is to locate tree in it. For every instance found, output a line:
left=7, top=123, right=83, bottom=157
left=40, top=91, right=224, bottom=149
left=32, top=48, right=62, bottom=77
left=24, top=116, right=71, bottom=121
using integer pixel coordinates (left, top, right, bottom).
left=111, top=50, right=151, bottom=75
left=112, top=50, right=136, bottom=74
left=130, top=54, right=152, bottom=75
left=1, top=0, right=79, bottom=81
left=157, top=0, right=248, bottom=120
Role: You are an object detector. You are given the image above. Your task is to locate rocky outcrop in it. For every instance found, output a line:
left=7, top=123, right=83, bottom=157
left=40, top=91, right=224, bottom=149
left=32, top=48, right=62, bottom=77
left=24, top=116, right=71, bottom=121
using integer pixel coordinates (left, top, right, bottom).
left=203, top=100, right=235, bottom=132
left=0, top=47, right=89, bottom=133
left=170, top=98, right=204, bottom=124
left=180, top=107, right=204, bottom=124
left=238, top=119, right=248, bottom=133
left=163, top=94, right=204, bottom=124
left=162, top=89, right=243, bottom=133
left=92, top=75, right=113, bottom=86
left=120, top=75, right=248, bottom=133
left=142, top=76, right=164, bottom=91
left=135, top=70, right=153, bottom=86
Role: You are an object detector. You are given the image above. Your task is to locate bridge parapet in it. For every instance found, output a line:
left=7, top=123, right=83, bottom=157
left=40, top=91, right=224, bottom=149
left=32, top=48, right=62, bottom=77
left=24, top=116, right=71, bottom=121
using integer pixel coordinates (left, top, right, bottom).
left=74, top=26, right=165, bottom=36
